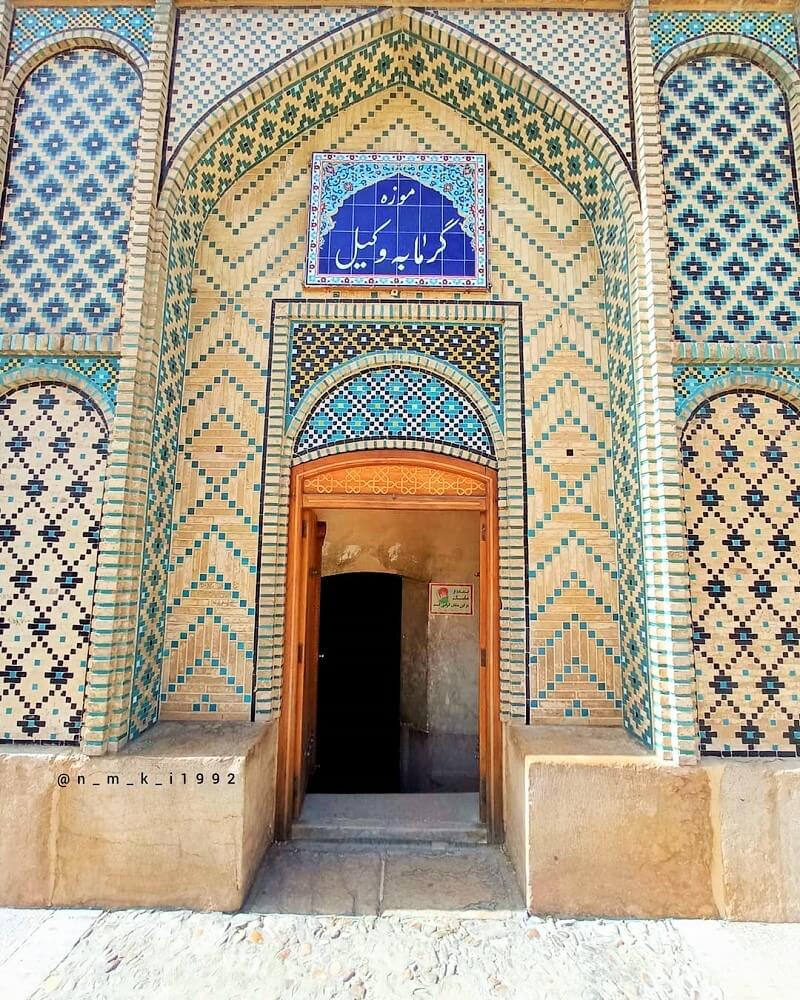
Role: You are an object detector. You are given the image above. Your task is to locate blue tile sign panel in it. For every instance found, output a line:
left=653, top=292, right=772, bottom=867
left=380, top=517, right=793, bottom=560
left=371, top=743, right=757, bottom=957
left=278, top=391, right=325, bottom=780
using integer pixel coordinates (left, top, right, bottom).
left=305, top=152, right=489, bottom=288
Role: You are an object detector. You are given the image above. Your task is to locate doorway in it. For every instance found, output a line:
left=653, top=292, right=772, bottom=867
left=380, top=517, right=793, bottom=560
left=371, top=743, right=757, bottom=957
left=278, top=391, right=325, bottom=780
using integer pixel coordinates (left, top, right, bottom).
left=276, top=451, right=502, bottom=842
left=309, top=573, right=402, bottom=793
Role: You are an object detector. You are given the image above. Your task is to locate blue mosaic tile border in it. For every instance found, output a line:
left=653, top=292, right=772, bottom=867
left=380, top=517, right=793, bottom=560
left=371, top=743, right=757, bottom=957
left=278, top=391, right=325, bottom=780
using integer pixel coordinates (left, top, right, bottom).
left=8, top=6, right=154, bottom=65
left=675, top=363, right=800, bottom=417
left=651, top=11, right=799, bottom=67
left=0, top=354, right=119, bottom=411
left=294, top=366, right=496, bottom=460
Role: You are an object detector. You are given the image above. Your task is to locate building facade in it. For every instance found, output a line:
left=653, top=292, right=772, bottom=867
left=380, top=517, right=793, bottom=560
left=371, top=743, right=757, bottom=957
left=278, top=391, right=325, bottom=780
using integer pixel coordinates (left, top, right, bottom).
left=0, top=0, right=799, bottom=918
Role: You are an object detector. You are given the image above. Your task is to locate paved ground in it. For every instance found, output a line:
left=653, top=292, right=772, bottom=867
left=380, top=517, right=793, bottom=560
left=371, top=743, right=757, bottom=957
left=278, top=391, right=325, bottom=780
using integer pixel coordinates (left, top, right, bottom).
left=2, top=845, right=800, bottom=999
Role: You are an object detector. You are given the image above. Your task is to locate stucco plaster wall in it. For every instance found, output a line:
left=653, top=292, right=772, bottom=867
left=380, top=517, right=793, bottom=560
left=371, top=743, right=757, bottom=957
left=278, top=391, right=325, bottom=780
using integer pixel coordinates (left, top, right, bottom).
left=320, top=508, right=480, bottom=789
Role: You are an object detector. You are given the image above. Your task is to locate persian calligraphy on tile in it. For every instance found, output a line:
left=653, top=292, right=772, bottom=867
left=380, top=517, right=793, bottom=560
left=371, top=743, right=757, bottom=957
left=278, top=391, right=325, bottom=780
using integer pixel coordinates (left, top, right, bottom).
left=305, top=152, right=489, bottom=288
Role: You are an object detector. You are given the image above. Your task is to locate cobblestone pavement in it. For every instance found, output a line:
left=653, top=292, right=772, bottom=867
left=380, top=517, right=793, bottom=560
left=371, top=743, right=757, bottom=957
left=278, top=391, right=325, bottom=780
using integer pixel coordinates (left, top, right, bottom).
left=2, top=846, right=799, bottom=1000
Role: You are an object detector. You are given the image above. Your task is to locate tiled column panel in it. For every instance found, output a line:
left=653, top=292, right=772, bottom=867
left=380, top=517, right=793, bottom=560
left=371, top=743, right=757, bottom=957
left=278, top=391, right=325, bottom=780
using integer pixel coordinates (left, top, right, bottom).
left=627, top=0, right=697, bottom=763
left=0, top=381, right=110, bottom=743
left=655, top=16, right=800, bottom=761
left=681, top=388, right=800, bottom=756
left=0, top=47, right=143, bottom=348
left=659, top=54, right=800, bottom=345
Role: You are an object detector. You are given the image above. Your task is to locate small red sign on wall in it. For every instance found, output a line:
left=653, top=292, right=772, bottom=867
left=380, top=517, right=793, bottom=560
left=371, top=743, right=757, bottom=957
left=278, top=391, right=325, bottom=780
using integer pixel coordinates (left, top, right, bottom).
left=429, top=583, right=474, bottom=616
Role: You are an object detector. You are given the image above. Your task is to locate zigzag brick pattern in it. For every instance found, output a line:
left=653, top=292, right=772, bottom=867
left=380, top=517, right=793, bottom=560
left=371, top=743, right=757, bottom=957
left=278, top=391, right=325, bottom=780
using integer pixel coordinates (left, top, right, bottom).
left=0, top=383, right=109, bottom=743
left=134, top=30, right=650, bottom=744
left=155, top=96, right=624, bottom=728
left=682, top=390, right=800, bottom=756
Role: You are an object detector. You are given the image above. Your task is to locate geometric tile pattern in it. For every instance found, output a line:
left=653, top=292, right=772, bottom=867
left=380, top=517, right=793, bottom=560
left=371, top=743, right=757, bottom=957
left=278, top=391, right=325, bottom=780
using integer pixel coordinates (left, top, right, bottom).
left=438, top=9, right=633, bottom=168
left=0, top=355, right=120, bottom=412
left=165, top=7, right=363, bottom=167
left=154, top=101, right=624, bottom=729
left=682, top=390, right=800, bottom=756
left=0, top=382, right=109, bottom=743
left=8, top=6, right=154, bottom=65
left=0, top=49, right=142, bottom=345
left=650, top=12, right=798, bottom=67
left=660, top=57, right=800, bottom=343
left=294, top=366, right=495, bottom=460
left=135, top=28, right=648, bottom=744
left=289, top=319, right=501, bottom=416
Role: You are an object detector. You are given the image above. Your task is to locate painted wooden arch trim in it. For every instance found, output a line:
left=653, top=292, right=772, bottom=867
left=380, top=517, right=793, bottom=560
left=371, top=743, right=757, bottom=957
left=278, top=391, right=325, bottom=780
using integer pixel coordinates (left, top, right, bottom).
left=677, top=372, right=800, bottom=430
left=298, top=451, right=490, bottom=500
left=158, top=5, right=639, bottom=220
left=284, top=351, right=503, bottom=469
left=654, top=33, right=800, bottom=91
left=2, top=30, right=148, bottom=90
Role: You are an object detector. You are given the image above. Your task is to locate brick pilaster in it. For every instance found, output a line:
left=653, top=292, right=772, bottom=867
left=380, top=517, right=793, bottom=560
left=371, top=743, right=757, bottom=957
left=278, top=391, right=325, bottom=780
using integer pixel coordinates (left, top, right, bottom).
left=627, top=0, right=698, bottom=763
left=82, top=0, right=177, bottom=753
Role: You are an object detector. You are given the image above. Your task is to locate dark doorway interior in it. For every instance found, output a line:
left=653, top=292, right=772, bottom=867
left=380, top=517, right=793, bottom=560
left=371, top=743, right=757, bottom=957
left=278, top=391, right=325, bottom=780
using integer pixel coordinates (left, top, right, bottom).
left=308, top=572, right=402, bottom=793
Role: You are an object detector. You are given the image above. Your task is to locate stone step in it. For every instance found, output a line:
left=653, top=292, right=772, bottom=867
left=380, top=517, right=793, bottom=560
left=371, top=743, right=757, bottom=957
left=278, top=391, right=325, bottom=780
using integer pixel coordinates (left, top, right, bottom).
left=291, top=792, right=488, bottom=845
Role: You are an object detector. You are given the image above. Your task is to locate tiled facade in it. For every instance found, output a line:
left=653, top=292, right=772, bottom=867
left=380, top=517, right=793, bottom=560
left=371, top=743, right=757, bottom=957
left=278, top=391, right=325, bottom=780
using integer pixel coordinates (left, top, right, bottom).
left=660, top=55, right=800, bottom=344
left=137, top=12, right=657, bottom=747
left=438, top=9, right=634, bottom=169
left=0, top=3, right=797, bottom=775
left=682, top=390, right=800, bottom=756
left=154, top=82, right=624, bottom=727
left=0, top=382, right=109, bottom=743
left=0, top=47, right=143, bottom=346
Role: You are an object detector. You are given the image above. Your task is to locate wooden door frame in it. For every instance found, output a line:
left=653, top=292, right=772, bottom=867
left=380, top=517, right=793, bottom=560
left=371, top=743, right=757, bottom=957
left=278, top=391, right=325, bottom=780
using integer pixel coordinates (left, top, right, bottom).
left=275, top=450, right=502, bottom=842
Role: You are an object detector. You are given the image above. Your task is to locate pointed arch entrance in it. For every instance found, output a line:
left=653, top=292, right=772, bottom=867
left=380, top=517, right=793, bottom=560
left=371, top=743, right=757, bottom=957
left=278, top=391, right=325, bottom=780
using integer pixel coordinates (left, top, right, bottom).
left=276, top=450, right=501, bottom=841
left=118, top=4, right=685, bottom=764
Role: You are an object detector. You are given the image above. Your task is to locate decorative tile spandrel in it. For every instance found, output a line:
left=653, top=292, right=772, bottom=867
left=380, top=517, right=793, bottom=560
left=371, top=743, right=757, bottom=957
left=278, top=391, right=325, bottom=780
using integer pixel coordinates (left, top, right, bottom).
left=305, top=152, right=489, bottom=288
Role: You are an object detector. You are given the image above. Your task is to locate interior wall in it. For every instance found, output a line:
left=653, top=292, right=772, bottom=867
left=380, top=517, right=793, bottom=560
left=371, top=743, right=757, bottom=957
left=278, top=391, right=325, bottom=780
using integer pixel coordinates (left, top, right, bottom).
left=320, top=508, right=480, bottom=791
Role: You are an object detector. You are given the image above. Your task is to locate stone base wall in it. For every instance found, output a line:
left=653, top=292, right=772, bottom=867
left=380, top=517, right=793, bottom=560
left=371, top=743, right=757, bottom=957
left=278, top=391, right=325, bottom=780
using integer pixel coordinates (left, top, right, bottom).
left=0, top=721, right=277, bottom=911
left=4, top=717, right=798, bottom=918
left=505, top=724, right=800, bottom=921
